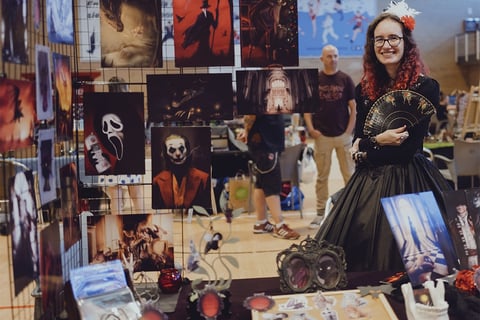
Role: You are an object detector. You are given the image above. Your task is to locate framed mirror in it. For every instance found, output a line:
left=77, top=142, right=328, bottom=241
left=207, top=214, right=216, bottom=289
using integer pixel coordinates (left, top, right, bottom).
left=277, top=237, right=347, bottom=293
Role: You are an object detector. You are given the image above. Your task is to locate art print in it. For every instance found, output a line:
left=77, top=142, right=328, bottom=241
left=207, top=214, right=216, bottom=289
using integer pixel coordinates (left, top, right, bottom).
left=173, top=0, right=234, bottom=67
left=1, top=0, right=28, bottom=64
left=52, top=53, right=73, bottom=140
left=0, top=78, right=36, bottom=152
left=100, top=0, right=162, bottom=67
left=46, top=0, right=74, bottom=44
left=37, top=128, right=57, bottom=205
left=239, top=0, right=298, bottom=67
left=39, top=221, right=63, bottom=318
left=60, top=162, right=81, bottom=251
left=297, top=0, right=377, bottom=57
left=36, top=45, right=54, bottom=121
left=381, top=191, right=458, bottom=286
left=8, top=170, right=39, bottom=295
left=236, top=69, right=318, bottom=115
left=444, top=189, right=480, bottom=270
left=83, top=92, right=145, bottom=176
left=151, top=127, right=211, bottom=210
left=146, top=73, right=233, bottom=123
left=88, top=213, right=174, bottom=273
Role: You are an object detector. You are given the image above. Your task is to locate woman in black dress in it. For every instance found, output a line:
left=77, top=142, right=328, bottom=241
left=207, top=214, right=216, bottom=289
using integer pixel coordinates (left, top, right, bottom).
left=315, top=5, right=452, bottom=272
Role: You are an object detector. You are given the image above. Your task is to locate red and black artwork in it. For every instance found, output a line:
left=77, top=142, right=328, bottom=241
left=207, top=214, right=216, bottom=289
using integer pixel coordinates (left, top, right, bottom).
left=37, top=128, right=57, bottom=206
left=0, top=78, right=36, bottom=153
left=146, top=73, right=233, bottom=123
left=83, top=92, right=145, bottom=176
left=236, top=68, right=318, bottom=115
left=36, top=45, right=54, bottom=121
left=1, top=0, right=29, bottom=64
left=100, top=0, right=162, bottom=67
left=9, top=170, right=39, bottom=295
left=60, top=162, right=81, bottom=251
left=173, top=0, right=234, bottom=67
left=39, top=221, right=63, bottom=319
left=239, top=0, right=298, bottom=67
left=88, top=213, right=174, bottom=273
left=151, top=126, right=211, bottom=210
left=52, top=53, right=73, bottom=140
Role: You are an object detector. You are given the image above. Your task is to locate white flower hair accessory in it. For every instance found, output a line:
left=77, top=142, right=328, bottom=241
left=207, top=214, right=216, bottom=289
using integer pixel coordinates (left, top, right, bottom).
left=384, top=0, right=420, bottom=31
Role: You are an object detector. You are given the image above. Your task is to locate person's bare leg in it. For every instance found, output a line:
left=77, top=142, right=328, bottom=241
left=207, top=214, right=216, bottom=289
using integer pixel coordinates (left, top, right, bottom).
left=128, top=184, right=145, bottom=213
left=106, top=186, right=122, bottom=214
left=265, top=194, right=283, bottom=225
left=253, top=187, right=267, bottom=220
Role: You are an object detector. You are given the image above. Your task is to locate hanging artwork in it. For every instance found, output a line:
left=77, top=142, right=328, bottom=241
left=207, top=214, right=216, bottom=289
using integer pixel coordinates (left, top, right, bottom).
left=239, top=0, right=299, bottom=67
left=88, top=213, right=174, bottom=273
left=60, top=162, right=81, bottom=251
left=151, top=127, right=211, bottom=210
left=444, top=189, right=480, bottom=270
left=52, top=53, right=73, bottom=140
left=8, top=170, right=39, bottom=295
left=381, top=191, right=458, bottom=286
left=37, top=128, right=57, bottom=206
left=146, top=73, right=233, bottom=123
left=297, top=0, right=377, bottom=57
left=0, top=78, right=36, bottom=152
left=100, top=0, right=162, bottom=67
left=77, top=0, right=101, bottom=62
left=36, top=45, right=54, bottom=121
left=173, top=0, right=234, bottom=67
left=236, top=68, right=318, bottom=115
left=83, top=92, right=145, bottom=175
left=39, top=221, right=63, bottom=318
left=46, top=0, right=74, bottom=44
left=1, top=0, right=29, bottom=64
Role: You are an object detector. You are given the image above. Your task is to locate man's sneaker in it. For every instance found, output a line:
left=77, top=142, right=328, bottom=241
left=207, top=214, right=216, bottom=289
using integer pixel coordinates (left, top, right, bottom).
left=253, top=221, right=275, bottom=234
left=309, top=215, right=324, bottom=229
left=273, top=224, right=300, bottom=240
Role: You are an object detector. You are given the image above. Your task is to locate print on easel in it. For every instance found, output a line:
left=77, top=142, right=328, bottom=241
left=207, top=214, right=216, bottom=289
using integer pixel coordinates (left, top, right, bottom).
left=38, top=128, right=57, bottom=205
left=1, top=0, right=29, bottom=64
left=36, top=45, right=54, bottom=121
left=146, top=73, right=234, bottom=123
left=83, top=92, right=145, bottom=175
left=100, top=0, right=162, bottom=67
left=444, top=189, right=480, bottom=270
left=8, top=170, right=39, bottom=295
left=0, top=78, right=36, bottom=152
left=173, top=0, right=234, bottom=67
left=88, top=213, right=174, bottom=273
left=39, top=221, right=63, bottom=318
left=239, top=0, right=299, bottom=67
left=151, top=127, right=211, bottom=210
left=60, top=162, right=81, bottom=251
left=236, top=68, right=318, bottom=115
left=52, top=53, right=73, bottom=140
left=381, top=191, right=458, bottom=286
left=46, top=0, right=74, bottom=44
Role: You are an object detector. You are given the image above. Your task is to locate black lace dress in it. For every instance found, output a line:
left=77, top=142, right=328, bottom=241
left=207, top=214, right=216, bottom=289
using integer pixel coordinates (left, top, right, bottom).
left=315, top=76, right=453, bottom=272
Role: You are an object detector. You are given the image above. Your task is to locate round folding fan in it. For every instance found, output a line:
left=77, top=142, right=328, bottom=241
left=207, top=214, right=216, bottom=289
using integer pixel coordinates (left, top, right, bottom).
left=363, top=90, right=436, bottom=136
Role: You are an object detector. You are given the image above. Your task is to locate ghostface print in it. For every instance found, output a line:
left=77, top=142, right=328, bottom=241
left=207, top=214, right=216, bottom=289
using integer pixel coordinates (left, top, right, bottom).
left=83, top=92, right=145, bottom=175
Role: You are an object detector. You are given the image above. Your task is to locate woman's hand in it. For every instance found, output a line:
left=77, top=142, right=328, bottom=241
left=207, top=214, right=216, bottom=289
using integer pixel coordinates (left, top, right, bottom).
left=236, top=129, right=247, bottom=143
left=376, top=125, right=410, bottom=146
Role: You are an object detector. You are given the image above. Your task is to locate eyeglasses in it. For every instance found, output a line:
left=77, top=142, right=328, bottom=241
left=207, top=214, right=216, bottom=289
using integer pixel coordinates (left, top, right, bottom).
left=373, top=35, right=403, bottom=48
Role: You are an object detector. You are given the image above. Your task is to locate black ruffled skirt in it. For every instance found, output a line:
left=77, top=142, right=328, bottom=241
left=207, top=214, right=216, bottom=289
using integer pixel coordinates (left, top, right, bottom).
left=315, top=153, right=452, bottom=272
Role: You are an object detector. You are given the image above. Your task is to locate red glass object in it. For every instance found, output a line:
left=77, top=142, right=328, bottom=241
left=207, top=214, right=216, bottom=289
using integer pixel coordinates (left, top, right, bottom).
left=158, top=268, right=182, bottom=294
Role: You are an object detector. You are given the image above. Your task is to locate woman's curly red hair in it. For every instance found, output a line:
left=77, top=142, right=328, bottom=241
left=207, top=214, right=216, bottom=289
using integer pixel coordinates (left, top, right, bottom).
left=360, top=13, right=428, bottom=101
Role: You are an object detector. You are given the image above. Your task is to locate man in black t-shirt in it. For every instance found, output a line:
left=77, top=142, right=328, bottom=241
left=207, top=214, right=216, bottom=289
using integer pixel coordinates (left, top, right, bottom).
left=237, top=114, right=299, bottom=240
left=304, top=45, right=356, bottom=229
